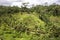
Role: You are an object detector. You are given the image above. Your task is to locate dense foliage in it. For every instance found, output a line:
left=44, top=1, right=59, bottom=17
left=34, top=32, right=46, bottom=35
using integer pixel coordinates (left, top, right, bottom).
left=0, top=4, right=60, bottom=40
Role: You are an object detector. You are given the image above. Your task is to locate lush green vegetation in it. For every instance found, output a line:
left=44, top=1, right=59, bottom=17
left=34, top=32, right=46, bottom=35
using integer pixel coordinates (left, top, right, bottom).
left=0, top=4, right=60, bottom=40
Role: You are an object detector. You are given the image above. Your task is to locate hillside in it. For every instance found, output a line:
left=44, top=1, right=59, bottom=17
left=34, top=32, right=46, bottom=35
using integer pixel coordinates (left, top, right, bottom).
left=0, top=5, right=60, bottom=40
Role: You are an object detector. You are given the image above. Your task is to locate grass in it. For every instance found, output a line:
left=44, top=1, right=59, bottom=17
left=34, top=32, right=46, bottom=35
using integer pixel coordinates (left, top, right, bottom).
left=0, top=12, right=60, bottom=40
